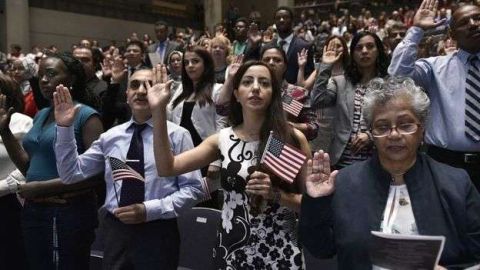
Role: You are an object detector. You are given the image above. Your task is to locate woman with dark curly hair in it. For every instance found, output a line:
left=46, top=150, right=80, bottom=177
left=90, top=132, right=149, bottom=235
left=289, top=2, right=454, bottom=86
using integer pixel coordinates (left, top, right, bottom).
left=0, top=52, right=103, bottom=269
left=311, top=31, right=389, bottom=169
left=150, top=60, right=311, bottom=269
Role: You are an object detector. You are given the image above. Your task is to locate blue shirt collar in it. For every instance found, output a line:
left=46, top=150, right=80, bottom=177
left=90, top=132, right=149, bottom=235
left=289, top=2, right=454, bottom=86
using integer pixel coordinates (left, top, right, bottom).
left=457, top=49, right=480, bottom=65
left=126, top=117, right=153, bottom=131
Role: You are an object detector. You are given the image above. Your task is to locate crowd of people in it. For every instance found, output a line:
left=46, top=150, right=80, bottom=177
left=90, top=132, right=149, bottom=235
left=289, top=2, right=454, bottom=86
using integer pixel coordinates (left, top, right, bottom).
left=0, top=0, right=479, bottom=269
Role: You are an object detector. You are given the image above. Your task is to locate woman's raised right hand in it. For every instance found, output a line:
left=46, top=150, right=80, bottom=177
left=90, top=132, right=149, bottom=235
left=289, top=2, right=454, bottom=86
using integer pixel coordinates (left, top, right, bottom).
left=0, top=94, right=14, bottom=132
left=322, top=41, right=343, bottom=65
left=305, top=150, right=338, bottom=198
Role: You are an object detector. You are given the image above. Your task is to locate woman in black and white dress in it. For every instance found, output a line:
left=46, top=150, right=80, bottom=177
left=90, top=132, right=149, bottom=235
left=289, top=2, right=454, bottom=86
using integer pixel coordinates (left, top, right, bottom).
left=149, top=60, right=311, bottom=269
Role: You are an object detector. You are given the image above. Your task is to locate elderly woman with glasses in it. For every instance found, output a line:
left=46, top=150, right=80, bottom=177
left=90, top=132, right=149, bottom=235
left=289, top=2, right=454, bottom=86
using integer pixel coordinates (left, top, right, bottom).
left=299, top=77, right=480, bottom=269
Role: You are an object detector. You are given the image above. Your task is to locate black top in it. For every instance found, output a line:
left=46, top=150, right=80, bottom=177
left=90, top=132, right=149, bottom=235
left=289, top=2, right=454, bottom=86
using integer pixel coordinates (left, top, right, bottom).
left=180, top=101, right=203, bottom=147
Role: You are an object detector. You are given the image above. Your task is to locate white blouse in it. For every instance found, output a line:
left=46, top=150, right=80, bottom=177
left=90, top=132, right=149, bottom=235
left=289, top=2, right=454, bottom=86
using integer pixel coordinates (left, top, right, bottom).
left=0, top=113, right=32, bottom=196
left=380, top=184, right=418, bottom=235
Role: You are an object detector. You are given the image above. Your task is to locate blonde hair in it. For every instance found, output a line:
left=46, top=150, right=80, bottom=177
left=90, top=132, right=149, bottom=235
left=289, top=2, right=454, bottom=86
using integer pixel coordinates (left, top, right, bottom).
left=209, top=35, right=233, bottom=64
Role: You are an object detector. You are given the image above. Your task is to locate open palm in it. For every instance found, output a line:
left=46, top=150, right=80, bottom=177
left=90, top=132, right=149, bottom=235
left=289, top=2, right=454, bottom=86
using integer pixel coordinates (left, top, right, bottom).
left=53, top=85, right=78, bottom=127
left=305, top=151, right=338, bottom=198
left=414, top=0, right=442, bottom=29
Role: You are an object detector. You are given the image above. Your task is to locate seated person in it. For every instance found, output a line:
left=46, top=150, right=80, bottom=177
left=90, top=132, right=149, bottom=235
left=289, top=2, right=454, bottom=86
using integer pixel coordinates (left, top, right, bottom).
left=300, top=77, right=480, bottom=269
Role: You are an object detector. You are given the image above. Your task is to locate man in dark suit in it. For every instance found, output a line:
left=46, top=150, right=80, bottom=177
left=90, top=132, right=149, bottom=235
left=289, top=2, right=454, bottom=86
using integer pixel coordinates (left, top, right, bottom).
left=147, top=20, right=181, bottom=66
left=271, top=6, right=314, bottom=85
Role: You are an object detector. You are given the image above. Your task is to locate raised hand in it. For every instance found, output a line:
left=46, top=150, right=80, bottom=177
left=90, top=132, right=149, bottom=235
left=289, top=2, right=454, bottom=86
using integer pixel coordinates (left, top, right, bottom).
left=0, top=94, right=14, bottom=132
left=351, top=132, right=371, bottom=155
left=227, top=54, right=244, bottom=80
left=101, top=58, right=113, bottom=78
left=322, top=40, right=343, bottom=65
left=297, top=48, right=308, bottom=68
left=111, top=56, right=127, bottom=83
left=145, top=68, right=173, bottom=110
left=305, top=150, right=338, bottom=198
left=413, top=0, right=444, bottom=30
left=248, top=23, right=262, bottom=46
left=152, top=64, right=169, bottom=85
left=53, top=84, right=79, bottom=127
left=245, top=171, right=273, bottom=200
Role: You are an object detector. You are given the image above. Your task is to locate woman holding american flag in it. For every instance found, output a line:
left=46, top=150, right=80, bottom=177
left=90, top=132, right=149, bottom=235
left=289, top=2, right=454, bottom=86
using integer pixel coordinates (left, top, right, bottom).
left=148, top=60, right=311, bottom=269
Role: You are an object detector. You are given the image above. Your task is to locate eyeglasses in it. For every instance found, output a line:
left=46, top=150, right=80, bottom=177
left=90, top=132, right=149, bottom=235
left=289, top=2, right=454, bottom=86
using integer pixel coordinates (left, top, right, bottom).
left=129, top=80, right=152, bottom=90
left=371, top=123, right=421, bottom=138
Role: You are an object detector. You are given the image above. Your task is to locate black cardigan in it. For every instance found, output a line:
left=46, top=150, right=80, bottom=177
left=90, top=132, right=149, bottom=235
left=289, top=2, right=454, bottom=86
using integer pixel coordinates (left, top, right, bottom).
left=300, top=153, right=480, bottom=269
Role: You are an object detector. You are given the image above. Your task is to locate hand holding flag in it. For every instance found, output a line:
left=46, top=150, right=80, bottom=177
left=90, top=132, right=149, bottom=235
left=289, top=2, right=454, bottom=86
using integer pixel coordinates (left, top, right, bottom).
left=260, top=132, right=307, bottom=183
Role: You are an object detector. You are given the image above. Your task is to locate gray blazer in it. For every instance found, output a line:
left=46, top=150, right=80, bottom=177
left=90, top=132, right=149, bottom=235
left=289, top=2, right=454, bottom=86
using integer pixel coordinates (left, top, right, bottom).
left=311, top=63, right=355, bottom=165
left=147, top=40, right=180, bottom=65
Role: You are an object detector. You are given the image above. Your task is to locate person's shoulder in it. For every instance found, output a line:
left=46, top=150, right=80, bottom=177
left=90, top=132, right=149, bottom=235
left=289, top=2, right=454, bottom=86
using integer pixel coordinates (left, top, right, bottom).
left=293, top=35, right=312, bottom=48
left=423, top=154, right=471, bottom=186
left=77, top=104, right=99, bottom=116
left=166, top=120, right=190, bottom=137
left=11, top=112, right=32, bottom=123
left=147, top=43, right=157, bottom=52
left=336, top=159, right=371, bottom=185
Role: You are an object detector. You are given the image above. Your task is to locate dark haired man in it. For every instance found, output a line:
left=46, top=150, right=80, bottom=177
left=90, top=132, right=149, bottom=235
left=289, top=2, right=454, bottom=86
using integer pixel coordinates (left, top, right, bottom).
left=389, top=0, right=480, bottom=190
left=147, top=21, right=180, bottom=66
left=271, top=6, right=314, bottom=84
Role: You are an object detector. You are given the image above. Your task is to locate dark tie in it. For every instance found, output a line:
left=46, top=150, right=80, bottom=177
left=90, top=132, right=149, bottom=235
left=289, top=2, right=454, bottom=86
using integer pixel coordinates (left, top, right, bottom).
left=465, top=56, right=480, bottom=142
left=279, top=40, right=287, bottom=52
left=119, top=123, right=147, bottom=206
left=129, top=66, right=136, bottom=77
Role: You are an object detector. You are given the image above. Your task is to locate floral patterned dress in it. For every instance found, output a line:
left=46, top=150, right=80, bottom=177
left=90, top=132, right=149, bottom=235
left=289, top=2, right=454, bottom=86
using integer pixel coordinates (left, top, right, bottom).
left=213, top=127, right=303, bottom=270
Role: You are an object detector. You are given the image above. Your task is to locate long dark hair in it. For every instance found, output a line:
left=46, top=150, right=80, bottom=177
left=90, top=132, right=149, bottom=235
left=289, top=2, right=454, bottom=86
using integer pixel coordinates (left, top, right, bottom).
left=44, top=51, right=99, bottom=109
left=229, top=61, right=300, bottom=189
left=346, top=31, right=389, bottom=85
left=172, top=46, right=215, bottom=108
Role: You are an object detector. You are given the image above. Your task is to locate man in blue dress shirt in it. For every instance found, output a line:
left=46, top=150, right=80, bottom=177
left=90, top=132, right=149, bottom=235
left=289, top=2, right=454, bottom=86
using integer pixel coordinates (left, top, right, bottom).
left=53, top=68, right=204, bottom=269
left=389, top=0, right=480, bottom=190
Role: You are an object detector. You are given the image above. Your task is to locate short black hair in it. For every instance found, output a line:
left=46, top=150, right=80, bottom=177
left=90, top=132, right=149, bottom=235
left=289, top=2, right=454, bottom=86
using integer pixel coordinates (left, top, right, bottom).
left=126, top=40, right=145, bottom=54
left=236, top=17, right=250, bottom=25
left=274, top=6, right=294, bottom=19
left=154, top=20, right=168, bottom=28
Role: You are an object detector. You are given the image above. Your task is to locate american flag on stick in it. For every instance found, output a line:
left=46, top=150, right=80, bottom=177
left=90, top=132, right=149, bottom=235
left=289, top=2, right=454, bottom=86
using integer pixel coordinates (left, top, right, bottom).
left=282, top=93, right=303, bottom=117
left=108, top=157, right=144, bottom=182
left=260, top=132, right=307, bottom=183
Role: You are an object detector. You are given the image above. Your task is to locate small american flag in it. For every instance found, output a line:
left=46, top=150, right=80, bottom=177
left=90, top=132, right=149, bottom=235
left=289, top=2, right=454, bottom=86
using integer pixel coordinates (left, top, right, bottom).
left=260, top=133, right=307, bottom=183
left=282, top=94, right=303, bottom=117
left=108, top=157, right=144, bottom=182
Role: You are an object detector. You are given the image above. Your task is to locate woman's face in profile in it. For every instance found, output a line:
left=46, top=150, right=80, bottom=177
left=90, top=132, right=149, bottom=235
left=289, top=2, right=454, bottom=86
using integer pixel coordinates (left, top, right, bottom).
left=371, top=97, right=424, bottom=164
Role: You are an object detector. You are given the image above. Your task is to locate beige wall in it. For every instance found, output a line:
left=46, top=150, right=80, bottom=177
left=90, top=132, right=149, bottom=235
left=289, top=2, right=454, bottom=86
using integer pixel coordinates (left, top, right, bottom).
left=29, top=8, right=158, bottom=50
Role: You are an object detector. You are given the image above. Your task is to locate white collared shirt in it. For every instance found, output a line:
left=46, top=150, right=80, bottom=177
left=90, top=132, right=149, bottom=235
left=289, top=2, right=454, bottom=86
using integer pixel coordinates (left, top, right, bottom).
left=277, top=33, right=294, bottom=54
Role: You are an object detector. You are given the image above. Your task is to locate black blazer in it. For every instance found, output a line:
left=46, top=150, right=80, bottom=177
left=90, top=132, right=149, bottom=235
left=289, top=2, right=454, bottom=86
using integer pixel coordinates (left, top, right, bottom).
left=270, top=35, right=315, bottom=85
left=300, top=153, right=480, bottom=270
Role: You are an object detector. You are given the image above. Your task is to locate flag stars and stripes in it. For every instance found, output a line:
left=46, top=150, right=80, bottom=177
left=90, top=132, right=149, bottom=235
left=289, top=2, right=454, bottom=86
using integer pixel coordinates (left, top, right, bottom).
left=108, top=157, right=145, bottom=182
left=282, top=94, right=303, bottom=117
left=261, top=134, right=307, bottom=183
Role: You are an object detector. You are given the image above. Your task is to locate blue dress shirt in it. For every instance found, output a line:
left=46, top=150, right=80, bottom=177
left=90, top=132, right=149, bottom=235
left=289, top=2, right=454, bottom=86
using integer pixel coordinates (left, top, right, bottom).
left=389, top=26, right=480, bottom=152
left=54, top=117, right=204, bottom=222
